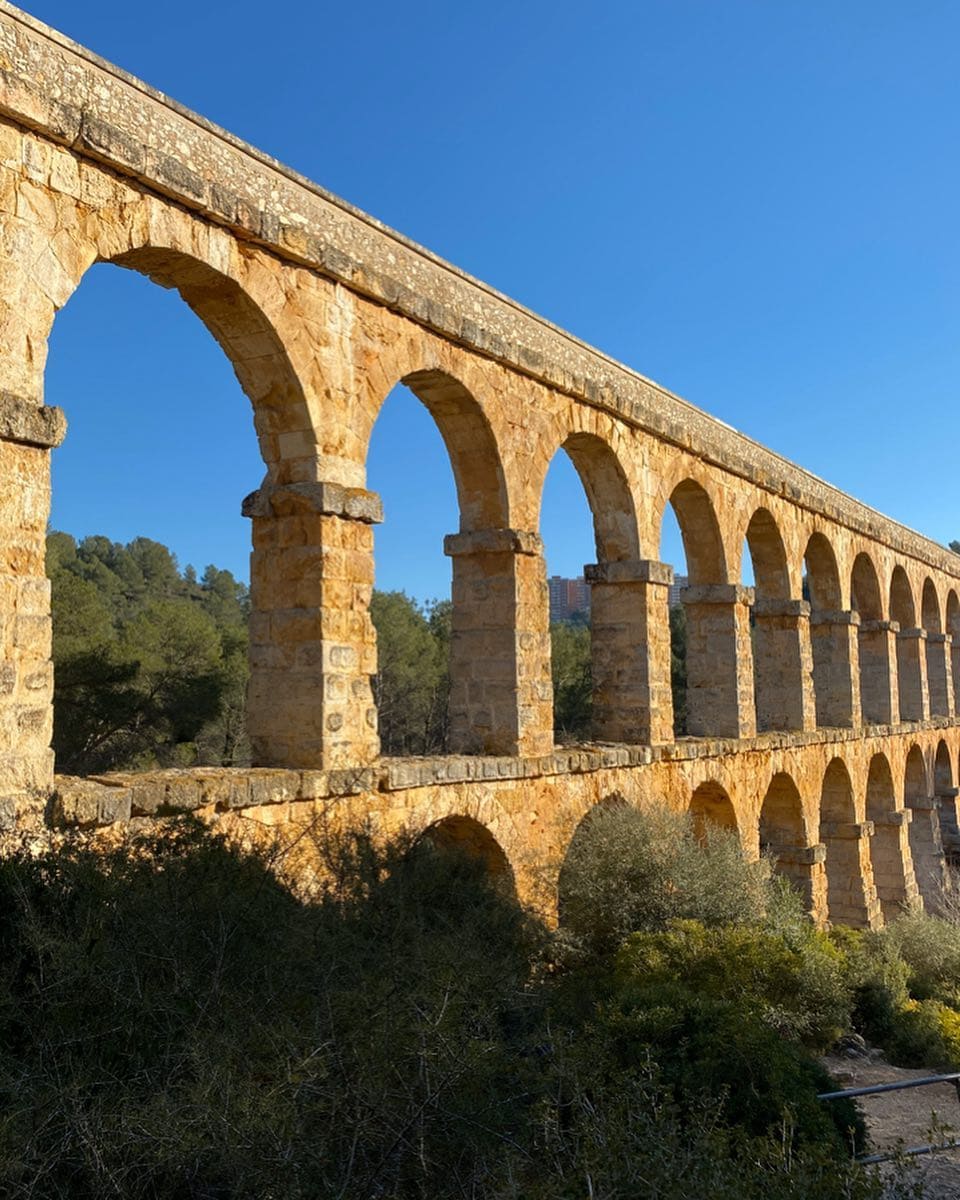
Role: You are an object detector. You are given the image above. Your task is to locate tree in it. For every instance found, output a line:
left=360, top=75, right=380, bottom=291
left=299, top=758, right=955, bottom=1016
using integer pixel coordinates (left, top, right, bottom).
left=370, top=591, right=449, bottom=755
left=550, top=621, right=591, bottom=741
left=670, top=603, right=687, bottom=735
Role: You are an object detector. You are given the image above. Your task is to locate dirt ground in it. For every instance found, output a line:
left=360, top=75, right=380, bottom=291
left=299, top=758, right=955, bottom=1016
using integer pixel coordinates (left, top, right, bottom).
left=822, top=1054, right=960, bottom=1198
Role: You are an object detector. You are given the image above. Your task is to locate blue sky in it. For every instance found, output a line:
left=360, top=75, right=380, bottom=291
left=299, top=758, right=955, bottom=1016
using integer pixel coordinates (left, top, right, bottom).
left=35, top=0, right=960, bottom=598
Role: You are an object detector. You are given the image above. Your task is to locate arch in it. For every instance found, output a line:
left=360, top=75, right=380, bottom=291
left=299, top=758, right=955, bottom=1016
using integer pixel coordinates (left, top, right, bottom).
left=665, top=479, right=726, bottom=584
left=851, top=553, right=883, bottom=620
left=104, top=247, right=313, bottom=481
left=804, top=533, right=842, bottom=612
left=539, top=433, right=641, bottom=745
left=922, top=579, right=943, bottom=634
left=392, top=369, right=509, bottom=533
left=422, top=815, right=515, bottom=887
left=819, top=757, right=876, bottom=928
left=866, top=753, right=910, bottom=922
left=890, top=566, right=925, bottom=722
left=804, top=533, right=850, bottom=729
left=905, top=744, right=943, bottom=907
left=746, top=509, right=807, bottom=732
left=551, top=432, right=640, bottom=564
left=851, top=553, right=891, bottom=725
left=759, top=773, right=812, bottom=910
left=744, top=508, right=790, bottom=599
left=935, top=739, right=960, bottom=864
left=690, top=780, right=738, bottom=843
left=922, top=579, right=950, bottom=717
left=948, top=590, right=960, bottom=713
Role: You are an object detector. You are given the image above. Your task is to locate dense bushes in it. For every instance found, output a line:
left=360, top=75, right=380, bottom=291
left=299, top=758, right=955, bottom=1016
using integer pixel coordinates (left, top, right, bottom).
left=0, top=816, right=911, bottom=1200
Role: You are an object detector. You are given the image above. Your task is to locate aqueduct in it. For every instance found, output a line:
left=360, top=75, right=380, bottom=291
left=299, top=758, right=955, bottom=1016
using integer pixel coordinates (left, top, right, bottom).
left=0, top=3, right=958, bottom=925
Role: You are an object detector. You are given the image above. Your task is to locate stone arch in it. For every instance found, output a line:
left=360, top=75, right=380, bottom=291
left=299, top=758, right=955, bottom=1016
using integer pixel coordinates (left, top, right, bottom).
left=665, top=482, right=751, bottom=739
left=866, top=752, right=912, bottom=922
left=851, top=552, right=892, bottom=725
left=52, top=243, right=316, bottom=485
left=745, top=508, right=808, bottom=732
left=49, top=243, right=327, bottom=771
left=948, top=590, right=960, bottom=709
left=759, top=773, right=813, bottom=909
left=539, top=432, right=645, bottom=744
left=935, top=739, right=959, bottom=864
left=905, top=743, right=944, bottom=906
left=550, top=432, right=640, bottom=564
left=922, top=579, right=950, bottom=717
left=804, top=533, right=853, bottom=729
left=819, top=757, right=877, bottom=928
left=690, top=780, right=738, bottom=843
left=382, top=369, right=509, bottom=534
left=365, top=370, right=542, bottom=758
left=665, top=479, right=726, bottom=584
left=422, top=814, right=515, bottom=889
left=890, top=567, right=925, bottom=721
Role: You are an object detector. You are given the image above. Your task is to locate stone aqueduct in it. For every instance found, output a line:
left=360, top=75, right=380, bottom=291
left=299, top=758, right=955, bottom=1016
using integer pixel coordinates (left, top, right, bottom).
left=0, top=3, right=958, bottom=924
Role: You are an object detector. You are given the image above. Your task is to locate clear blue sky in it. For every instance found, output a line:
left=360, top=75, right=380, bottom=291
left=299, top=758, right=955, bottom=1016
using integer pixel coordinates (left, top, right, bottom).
left=35, top=0, right=960, bottom=599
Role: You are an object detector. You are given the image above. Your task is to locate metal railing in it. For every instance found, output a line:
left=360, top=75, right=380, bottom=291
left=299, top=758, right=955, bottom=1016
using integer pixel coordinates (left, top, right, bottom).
left=818, top=1073, right=960, bottom=1164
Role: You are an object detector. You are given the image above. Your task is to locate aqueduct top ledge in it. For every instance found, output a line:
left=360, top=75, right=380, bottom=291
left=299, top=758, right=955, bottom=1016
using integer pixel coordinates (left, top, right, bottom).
left=0, top=0, right=957, bottom=577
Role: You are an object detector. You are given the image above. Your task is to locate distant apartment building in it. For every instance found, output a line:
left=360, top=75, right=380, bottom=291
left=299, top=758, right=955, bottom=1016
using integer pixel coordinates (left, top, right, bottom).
left=548, top=575, right=591, bottom=622
left=668, top=574, right=688, bottom=608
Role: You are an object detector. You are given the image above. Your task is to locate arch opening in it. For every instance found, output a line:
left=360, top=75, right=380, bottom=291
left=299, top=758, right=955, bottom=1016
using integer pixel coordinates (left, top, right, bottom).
left=539, top=434, right=640, bottom=745
left=759, top=773, right=811, bottom=910
left=690, top=780, right=738, bottom=844
left=866, top=753, right=909, bottom=922
left=422, top=815, right=515, bottom=892
left=922, top=579, right=950, bottom=717
left=905, top=745, right=945, bottom=907
left=804, top=534, right=851, bottom=729
left=744, top=510, right=806, bottom=732
left=948, top=591, right=960, bottom=710
left=46, top=256, right=284, bottom=775
left=819, top=758, right=876, bottom=928
left=660, top=481, right=747, bottom=739
left=890, top=567, right=925, bottom=722
left=851, top=553, right=891, bottom=725
left=935, top=740, right=959, bottom=862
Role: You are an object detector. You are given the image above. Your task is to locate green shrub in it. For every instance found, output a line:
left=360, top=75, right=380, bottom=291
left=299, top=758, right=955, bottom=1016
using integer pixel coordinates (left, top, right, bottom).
left=830, top=926, right=910, bottom=1044
left=616, top=919, right=851, bottom=1050
left=881, top=906, right=960, bottom=1007
left=884, top=998, right=960, bottom=1071
left=557, top=802, right=773, bottom=960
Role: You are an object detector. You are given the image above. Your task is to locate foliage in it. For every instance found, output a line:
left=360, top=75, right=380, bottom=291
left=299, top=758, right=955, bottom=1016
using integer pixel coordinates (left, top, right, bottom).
left=0, top=821, right=908, bottom=1200
left=829, top=926, right=910, bottom=1044
left=370, top=591, right=450, bottom=754
left=883, top=999, right=960, bottom=1072
left=549, top=620, right=591, bottom=741
left=48, top=531, right=250, bottom=773
left=879, top=904, right=960, bottom=1007
left=616, top=918, right=850, bottom=1050
left=557, top=802, right=772, bottom=959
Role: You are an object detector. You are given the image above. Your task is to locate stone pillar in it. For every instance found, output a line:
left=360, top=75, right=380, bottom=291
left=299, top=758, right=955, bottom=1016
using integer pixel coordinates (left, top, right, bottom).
left=444, top=528, right=552, bottom=757
left=926, top=633, right=952, bottom=718
left=857, top=618, right=899, bottom=726
left=773, top=843, right=827, bottom=923
left=584, top=559, right=673, bottom=744
left=952, top=638, right=960, bottom=716
left=821, top=819, right=882, bottom=929
left=897, top=628, right=929, bottom=722
left=808, top=609, right=861, bottom=728
left=0, top=397, right=66, bottom=829
left=909, top=795, right=949, bottom=906
left=751, top=597, right=816, bottom=732
left=681, top=583, right=756, bottom=739
left=871, top=809, right=918, bottom=923
left=244, top=481, right=381, bottom=769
